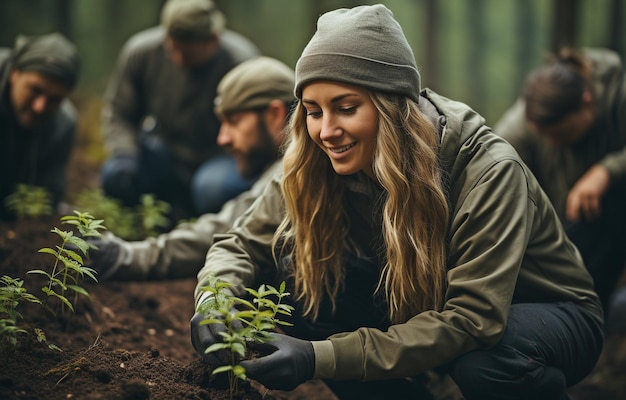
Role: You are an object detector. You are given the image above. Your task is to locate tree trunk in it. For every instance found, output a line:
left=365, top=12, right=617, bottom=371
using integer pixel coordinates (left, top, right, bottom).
left=424, top=0, right=438, bottom=91
left=551, top=0, right=579, bottom=52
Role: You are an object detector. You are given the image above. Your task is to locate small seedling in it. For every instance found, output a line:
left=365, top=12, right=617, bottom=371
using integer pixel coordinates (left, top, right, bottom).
left=34, top=327, right=62, bottom=352
left=137, top=193, right=171, bottom=238
left=4, top=184, right=53, bottom=219
left=75, top=189, right=171, bottom=240
left=198, top=278, right=294, bottom=400
left=75, top=189, right=136, bottom=239
left=27, top=211, right=106, bottom=316
left=0, top=275, right=41, bottom=347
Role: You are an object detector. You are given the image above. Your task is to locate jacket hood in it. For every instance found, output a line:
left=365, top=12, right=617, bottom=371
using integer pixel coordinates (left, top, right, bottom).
left=584, top=48, right=624, bottom=121
left=419, top=88, right=491, bottom=185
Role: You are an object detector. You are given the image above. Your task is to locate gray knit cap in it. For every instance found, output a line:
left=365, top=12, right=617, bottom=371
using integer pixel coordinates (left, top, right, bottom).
left=13, top=32, right=80, bottom=89
left=161, top=0, right=226, bottom=40
left=295, top=4, right=420, bottom=103
left=214, top=56, right=295, bottom=116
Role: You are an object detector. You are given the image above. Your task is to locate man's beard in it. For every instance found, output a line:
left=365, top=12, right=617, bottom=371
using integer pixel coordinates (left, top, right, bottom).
left=239, top=121, right=278, bottom=179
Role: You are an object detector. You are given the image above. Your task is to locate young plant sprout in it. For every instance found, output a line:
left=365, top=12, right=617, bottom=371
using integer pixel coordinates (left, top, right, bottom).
left=137, top=193, right=171, bottom=238
left=4, top=184, right=53, bottom=220
left=75, top=189, right=171, bottom=240
left=198, top=278, right=294, bottom=399
left=27, top=211, right=106, bottom=316
left=0, top=275, right=41, bottom=347
left=75, top=189, right=136, bottom=239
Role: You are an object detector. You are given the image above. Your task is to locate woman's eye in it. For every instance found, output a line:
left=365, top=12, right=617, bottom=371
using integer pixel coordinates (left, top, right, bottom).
left=340, top=106, right=357, bottom=114
left=306, top=110, right=322, bottom=118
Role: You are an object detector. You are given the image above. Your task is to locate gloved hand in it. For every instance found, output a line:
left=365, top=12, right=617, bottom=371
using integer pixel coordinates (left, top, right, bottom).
left=190, top=309, right=244, bottom=367
left=240, top=332, right=315, bottom=391
left=87, top=233, right=132, bottom=280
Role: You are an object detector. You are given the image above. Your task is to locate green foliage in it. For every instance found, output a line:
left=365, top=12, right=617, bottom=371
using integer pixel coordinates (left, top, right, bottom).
left=75, top=189, right=137, bottom=239
left=75, top=189, right=170, bottom=240
left=4, top=184, right=53, bottom=220
left=137, top=193, right=171, bottom=238
left=0, top=275, right=41, bottom=347
left=27, top=211, right=106, bottom=316
left=198, top=278, right=294, bottom=399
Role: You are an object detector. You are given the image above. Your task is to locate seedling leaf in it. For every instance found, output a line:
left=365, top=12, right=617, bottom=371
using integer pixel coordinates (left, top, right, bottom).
left=67, top=285, right=91, bottom=298
left=38, top=248, right=59, bottom=257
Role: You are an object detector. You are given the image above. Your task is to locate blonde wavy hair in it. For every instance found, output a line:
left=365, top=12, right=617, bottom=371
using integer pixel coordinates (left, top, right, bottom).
left=274, top=90, right=449, bottom=324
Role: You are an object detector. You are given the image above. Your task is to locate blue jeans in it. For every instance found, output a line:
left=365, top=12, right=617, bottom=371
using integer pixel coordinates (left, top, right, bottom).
left=449, top=302, right=603, bottom=400
left=101, top=133, right=254, bottom=217
left=191, top=155, right=256, bottom=214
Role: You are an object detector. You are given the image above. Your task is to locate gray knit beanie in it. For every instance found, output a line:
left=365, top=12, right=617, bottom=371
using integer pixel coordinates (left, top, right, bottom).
left=13, top=32, right=80, bottom=89
left=295, top=4, right=420, bottom=103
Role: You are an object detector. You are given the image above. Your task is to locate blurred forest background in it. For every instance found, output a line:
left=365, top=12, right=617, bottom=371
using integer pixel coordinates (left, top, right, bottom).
left=1, top=0, right=625, bottom=177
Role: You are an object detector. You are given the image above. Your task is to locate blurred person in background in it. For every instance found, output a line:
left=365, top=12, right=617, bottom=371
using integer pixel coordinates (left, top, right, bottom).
left=0, top=32, right=80, bottom=220
left=494, top=47, right=626, bottom=316
left=89, top=56, right=294, bottom=281
left=100, top=0, right=259, bottom=221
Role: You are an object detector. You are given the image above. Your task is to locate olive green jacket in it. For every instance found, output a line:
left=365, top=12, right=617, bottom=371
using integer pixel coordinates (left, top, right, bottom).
left=494, top=48, right=626, bottom=221
left=195, top=89, right=602, bottom=381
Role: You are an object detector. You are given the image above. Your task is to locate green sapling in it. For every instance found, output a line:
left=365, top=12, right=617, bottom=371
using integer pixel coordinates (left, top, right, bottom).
left=0, top=275, right=41, bottom=346
left=28, top=211, right=106, bottom=316
left=137, top=193, right=171, bottom=238
left=198, top=278, right=295, bottom=400
left=4, top=184, right=53, bottom=220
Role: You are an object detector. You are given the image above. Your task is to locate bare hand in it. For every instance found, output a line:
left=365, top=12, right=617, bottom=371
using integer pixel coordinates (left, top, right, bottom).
left=566, top=164, right=610, bottom=223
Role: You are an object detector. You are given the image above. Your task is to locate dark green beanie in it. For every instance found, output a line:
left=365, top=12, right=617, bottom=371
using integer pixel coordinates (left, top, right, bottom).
left=13, top=32, right=80, bottom=89
left=214, top=56, right=295, bottom=116
left=295, top=4, right=420, bottom=103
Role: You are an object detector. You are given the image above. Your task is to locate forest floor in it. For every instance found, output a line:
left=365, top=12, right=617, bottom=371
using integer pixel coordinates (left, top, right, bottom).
left=1, top=131, right=626, bottom=400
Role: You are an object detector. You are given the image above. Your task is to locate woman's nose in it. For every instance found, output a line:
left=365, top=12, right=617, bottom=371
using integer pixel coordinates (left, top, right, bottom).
left=319, top=115, right=341, bottom=140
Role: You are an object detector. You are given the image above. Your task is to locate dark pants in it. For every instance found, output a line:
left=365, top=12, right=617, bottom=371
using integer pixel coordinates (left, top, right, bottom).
left=324, top=376, right=435, bottom=400
left=565, top=187, right=626, bottom=315
left=101, top=131, right=254, bottom=219
left=273, top=257, right=603, bottom=400
left=449, top=303, right=603, bottom=400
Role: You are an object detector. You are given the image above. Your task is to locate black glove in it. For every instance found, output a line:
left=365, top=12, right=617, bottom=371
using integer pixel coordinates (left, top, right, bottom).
left=190, top=310, right=244, bottom=367
left=240, top=332, right=315, bottom=391
left=87, top=234, right=131, bottom=280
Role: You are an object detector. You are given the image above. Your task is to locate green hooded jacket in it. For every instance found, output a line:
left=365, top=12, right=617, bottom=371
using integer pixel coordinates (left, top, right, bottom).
left=195, top=89, right=602, bottom=381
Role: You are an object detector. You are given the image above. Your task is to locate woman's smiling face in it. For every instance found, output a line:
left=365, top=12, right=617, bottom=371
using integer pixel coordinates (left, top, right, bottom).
left=301, top=81, right=379, bottom=178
